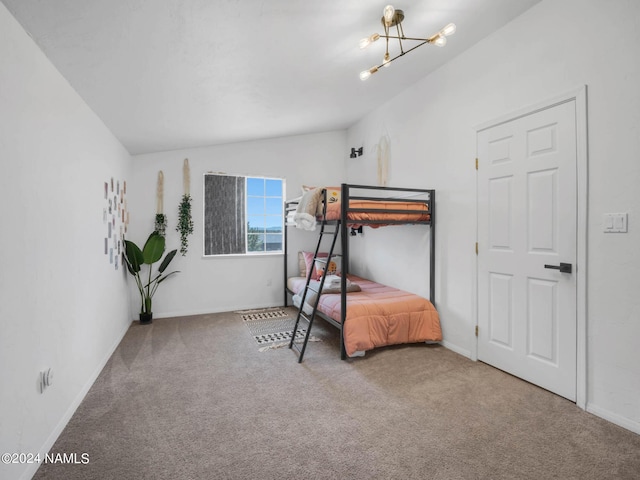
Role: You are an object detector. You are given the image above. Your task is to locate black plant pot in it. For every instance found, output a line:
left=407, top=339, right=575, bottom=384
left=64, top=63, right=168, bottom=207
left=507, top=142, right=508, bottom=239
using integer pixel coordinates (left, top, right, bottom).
left=139, top=312, right=153, bottom=325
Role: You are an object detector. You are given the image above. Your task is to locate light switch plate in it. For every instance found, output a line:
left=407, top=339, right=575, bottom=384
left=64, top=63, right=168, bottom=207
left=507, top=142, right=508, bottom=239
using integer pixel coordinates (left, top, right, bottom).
left=603, top=213, right=628, bottom=233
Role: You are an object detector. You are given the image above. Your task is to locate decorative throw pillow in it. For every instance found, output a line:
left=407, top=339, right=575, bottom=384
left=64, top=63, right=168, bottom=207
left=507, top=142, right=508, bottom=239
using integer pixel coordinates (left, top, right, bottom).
left=314, top=255, right=342, bottom=280
left=325, top=187, right=341, bottom=203
left=298, top=251, right=307, bottom=277
left=302, top=185, right=340, bottom=203
left=301, top=251, right=328, bottom=280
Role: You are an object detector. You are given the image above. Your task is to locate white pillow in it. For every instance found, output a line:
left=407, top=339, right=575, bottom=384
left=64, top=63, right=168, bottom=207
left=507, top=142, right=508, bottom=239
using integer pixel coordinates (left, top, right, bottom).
left=313, top=255, right=341, bottom=280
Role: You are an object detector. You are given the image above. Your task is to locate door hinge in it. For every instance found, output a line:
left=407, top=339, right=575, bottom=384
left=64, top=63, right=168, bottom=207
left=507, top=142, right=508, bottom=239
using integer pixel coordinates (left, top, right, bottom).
left=475, top=158, right=478, bottom=170
left=475, top=325, right=479, bottom=337
left=475, top=242, right=478, bottom=255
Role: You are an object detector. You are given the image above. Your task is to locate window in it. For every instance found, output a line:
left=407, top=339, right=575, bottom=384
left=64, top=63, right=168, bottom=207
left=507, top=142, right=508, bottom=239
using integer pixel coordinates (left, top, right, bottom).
left=204, top=174, right=284, bottom=256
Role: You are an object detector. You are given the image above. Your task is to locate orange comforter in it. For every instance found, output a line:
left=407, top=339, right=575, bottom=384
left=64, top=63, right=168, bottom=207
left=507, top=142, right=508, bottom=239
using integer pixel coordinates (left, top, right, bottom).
left=289, top=275, right=441, bottom=357
left=324, top=200, right=430, bottom=225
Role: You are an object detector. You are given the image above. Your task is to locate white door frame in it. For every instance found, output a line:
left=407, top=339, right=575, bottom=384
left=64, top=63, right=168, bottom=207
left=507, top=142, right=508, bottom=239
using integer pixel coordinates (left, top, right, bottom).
left=473, top=86, right=588, bottom=409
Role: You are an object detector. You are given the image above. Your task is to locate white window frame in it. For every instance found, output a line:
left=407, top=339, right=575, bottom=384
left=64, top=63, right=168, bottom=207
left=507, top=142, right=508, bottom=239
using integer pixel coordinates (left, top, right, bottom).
left=203, top=173, right=285, bottom=257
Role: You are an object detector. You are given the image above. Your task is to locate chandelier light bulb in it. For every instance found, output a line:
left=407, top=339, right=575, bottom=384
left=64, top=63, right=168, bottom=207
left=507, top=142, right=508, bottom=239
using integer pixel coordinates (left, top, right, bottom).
left=359, top=33, right=380, bottom=49
left=382, top=52, right=391, bottom=67
left=383, top=5, right=395, bottom=25
left=441, top=23, right=457, bottom=36
left=434, top=34, right=447, bottom=47
left=359, top=66, right=379, bottom=81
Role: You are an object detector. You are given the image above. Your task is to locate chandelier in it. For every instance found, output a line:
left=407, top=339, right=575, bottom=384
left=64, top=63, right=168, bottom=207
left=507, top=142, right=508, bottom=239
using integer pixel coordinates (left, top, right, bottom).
left=359, top=5, right=456, bottom=80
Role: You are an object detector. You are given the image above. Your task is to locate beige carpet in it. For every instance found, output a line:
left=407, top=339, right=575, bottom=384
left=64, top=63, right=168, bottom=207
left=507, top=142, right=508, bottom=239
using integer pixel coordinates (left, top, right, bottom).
left=34, top=309, right=640, bottom=479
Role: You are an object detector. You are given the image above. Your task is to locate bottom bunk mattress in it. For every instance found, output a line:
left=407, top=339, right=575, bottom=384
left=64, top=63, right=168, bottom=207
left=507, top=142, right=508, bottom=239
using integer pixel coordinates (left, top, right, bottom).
left=287, top=275, right=441, bottom=357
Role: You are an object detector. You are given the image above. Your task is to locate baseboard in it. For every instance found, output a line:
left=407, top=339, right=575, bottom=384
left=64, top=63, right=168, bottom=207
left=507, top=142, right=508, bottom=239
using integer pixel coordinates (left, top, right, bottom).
left=586, top=403, right=640, bottom=436
left=440, top=340, right=472, bottom=359
left=21, top=319, right=132, bottom=480
left=148, top=302, right=285, bottom=320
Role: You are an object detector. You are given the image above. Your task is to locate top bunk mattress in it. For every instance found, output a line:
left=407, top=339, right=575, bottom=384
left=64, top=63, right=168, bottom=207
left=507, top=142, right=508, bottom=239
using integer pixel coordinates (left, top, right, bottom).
left=324, top=199, right=430, bottom=225
left=287, top=185, right=432, bottom=230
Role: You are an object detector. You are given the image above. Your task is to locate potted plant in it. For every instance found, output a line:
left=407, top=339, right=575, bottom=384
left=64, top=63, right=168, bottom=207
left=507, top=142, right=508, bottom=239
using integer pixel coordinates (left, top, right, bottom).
left=123, top=232, right=179, bottom=324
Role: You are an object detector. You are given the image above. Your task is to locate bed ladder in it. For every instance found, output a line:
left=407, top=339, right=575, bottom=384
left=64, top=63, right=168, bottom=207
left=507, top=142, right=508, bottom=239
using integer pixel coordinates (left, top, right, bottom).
left=289, top=219, right=341, bottom=363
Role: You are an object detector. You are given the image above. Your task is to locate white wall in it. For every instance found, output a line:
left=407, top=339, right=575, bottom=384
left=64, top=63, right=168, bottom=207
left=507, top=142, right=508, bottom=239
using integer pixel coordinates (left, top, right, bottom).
left=0, top=4, right=132, bottom=479
left=347, top=0, right=640, bottom=433
left=129, top=131, right=347, bottom=317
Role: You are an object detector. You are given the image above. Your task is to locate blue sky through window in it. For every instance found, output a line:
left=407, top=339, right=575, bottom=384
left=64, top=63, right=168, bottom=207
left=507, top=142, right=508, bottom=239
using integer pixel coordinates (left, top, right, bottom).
left=246, top=177, right=284, bottom=252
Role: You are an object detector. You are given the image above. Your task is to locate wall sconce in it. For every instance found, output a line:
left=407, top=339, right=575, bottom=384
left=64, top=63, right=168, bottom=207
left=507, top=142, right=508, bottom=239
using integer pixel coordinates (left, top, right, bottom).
left=350, top=147, right=363, bottom=158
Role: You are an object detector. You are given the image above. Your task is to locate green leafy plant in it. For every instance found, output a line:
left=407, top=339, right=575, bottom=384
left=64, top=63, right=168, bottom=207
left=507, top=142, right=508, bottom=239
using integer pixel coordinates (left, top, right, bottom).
left=176, top=194, right=194, bottom=255
left=123, top=232, right=179, bottom=316
left=154, top=213, right=167, bottom=237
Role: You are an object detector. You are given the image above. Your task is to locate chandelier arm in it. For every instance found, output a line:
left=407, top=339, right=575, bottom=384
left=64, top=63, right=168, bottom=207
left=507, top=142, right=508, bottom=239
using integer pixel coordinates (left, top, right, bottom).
left=380, top=35, right=431, bottom=42
left=395, top=23, right=404, bottom=54
left=386, top=22, right=393, bottom=57
left=370, top=39, right=432, bottom=70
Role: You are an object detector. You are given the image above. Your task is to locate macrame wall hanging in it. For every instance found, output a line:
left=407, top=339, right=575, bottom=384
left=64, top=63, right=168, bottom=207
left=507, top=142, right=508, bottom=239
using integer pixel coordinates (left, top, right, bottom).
left=377, top=135, right=390, bottom=186
left=176, top=158, right=194, bottom=256
left=154, top=170, right=167, bottom=237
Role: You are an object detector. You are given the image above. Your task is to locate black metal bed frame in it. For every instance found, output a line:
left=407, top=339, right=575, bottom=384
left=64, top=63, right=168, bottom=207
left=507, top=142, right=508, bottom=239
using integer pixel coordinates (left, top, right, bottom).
left=284, top=183, right=435, bottom=361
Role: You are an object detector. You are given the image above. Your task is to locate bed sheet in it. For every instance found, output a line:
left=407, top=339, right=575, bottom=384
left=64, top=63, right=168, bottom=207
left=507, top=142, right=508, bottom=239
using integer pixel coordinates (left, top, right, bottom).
left=288, top=275, right=441, bottom=357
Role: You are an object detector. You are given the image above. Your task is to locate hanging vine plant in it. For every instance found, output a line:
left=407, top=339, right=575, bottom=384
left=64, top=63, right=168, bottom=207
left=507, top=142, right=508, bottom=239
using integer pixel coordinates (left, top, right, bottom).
left=176, top=158, right=194, bottom=255
left=154, top=170, right=167, bottom=237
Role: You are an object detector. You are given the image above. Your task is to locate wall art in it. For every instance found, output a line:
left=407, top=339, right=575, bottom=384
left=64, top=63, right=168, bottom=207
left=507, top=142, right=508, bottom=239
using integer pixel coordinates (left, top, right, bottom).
left=103, top=177, right=129, bottom=270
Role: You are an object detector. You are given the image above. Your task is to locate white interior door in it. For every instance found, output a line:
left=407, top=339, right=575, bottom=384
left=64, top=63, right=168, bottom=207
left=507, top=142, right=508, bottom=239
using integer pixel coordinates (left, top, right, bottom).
left=477, top=100, right=577, bottom=401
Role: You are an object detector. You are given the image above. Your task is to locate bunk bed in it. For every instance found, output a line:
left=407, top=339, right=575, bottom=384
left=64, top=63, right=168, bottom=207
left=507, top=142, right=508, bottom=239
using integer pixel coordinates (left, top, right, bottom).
left=284, top=184, right=441, bottom=362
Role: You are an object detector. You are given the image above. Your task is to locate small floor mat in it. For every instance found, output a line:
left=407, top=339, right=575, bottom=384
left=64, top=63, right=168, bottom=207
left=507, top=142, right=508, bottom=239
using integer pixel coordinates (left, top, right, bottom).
left=239, top=308, right=290, bottom=322
left=237, top=307, right=321, bottom=351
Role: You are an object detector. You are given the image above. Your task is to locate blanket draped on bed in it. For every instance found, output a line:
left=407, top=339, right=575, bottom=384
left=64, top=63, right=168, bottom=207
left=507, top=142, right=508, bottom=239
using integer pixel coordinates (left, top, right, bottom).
left=288, top=275, right=441, bottom=357
left=293, top=188, right=323, bottom=231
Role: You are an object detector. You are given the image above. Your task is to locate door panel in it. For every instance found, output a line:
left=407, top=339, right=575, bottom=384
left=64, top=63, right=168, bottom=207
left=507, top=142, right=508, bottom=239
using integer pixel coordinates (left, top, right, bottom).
left=477, top=101, right=577, bottom=401
left=528, top=169, right=557, bottom=252
left=489, top=273, right=513, bottom=348
left=527, top=278, right=557, bottom=364
left=489, top=176, right=513, bottom=249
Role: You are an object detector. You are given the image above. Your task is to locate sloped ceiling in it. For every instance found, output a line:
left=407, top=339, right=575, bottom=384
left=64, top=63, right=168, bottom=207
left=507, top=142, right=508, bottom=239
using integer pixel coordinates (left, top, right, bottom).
left=2, top=0, right=540, bottom=154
